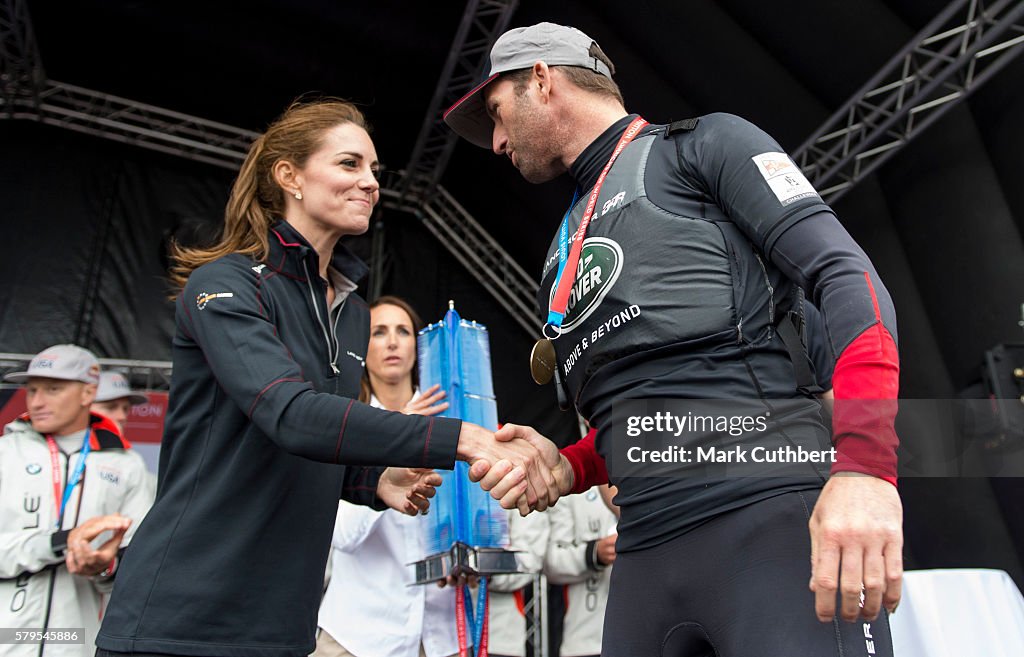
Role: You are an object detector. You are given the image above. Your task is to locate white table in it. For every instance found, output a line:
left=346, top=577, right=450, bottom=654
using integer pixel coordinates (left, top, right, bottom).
left=889, top=569, right=1024, bottom=657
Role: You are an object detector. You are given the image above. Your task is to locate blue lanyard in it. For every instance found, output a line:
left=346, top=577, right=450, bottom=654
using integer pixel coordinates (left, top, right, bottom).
left=53, top=429, right=92, bottom=527
left=544, top=117, right=648, bottom=335
left=461, top=578, right=488, bottom=657
left=547, top=187, right=581, bottom=327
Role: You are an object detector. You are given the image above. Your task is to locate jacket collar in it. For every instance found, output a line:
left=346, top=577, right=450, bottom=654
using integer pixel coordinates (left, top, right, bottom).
left=12, top=411, right=130, bottom=450
left=266, top=219, right=368, bottom=284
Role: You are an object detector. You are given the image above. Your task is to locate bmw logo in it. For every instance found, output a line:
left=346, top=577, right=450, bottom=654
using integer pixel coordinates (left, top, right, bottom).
left=26, top=463, right=42, bottom=475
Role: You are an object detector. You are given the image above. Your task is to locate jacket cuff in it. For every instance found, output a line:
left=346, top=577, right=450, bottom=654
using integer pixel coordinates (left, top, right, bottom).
left=561, top=428, right=608, bottom=494
left=585, top=539, right=607, bottom=571
left=831, top=322, right=900, bottom=481
left=421, top=417, right=461, bottom=470
left=51, top=529, right=70, bottom=556
left=341, top=466, right=388, bottom=510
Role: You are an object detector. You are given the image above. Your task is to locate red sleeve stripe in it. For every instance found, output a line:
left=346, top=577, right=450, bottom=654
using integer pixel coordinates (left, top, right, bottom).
left=247, top=377, right=304, bottom=418
left=334, top=399, right=356, bottom=464
left=830, top=272, right=900, bottom=484
left=423, top=418, right=434, bottom=467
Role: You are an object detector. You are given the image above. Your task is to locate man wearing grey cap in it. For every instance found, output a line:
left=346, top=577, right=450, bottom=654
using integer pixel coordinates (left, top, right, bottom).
left=448, top=22, right=900, bottom=656
left=0, top=345, right=154, bottom=657
left=91, top=371, right=149, bottom=435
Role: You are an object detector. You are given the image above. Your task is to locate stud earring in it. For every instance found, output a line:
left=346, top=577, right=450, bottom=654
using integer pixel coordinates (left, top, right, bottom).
left=294, top=191, right=303, bottom=200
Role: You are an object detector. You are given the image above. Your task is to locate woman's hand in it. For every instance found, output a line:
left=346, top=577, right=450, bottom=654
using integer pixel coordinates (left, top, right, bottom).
left=402, top=384, right=449, bottom=416
left=377, top=467, right=443, bottom=516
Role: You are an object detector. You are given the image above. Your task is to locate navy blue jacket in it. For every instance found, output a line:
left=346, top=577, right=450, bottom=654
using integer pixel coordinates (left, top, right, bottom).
left=97, top=221, right=461, bottom=657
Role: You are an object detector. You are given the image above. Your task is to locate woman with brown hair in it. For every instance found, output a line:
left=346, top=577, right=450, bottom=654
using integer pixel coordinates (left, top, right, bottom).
left=94, top=99, right=552, bottom=657
left=315, top=296, right=463, bottom=657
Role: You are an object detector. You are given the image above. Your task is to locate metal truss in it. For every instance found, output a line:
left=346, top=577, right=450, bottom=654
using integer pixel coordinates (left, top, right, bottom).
left=794, top=0, right=1024, bottom=203
left=14, top=1, right=1020, bottom=341
left=381, top=171, right=540, bottom=337
left=11, top=80, right=258, bottom=170
left=0, top=0, right=44, bottom=112
left=0, top=353, right=173, bottom=391
left=1, top=1, right=257, bottom=169
left=523, top=573, right=548, bottom=657
left=397, top=0, right=518, bottom=203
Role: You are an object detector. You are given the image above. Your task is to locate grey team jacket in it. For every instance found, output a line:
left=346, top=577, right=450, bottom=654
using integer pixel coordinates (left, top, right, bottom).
left=96, top=220, right=462, bottom=657
left=537, top=114, right=899, bottom=551
left=0, top=414, right=154, bottom=657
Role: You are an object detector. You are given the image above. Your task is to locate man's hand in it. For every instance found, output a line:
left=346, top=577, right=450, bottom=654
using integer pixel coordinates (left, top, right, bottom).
left=462, top=423, right=571, bottom=515
left=402, top=384, right=449, bottom=417
left=809, top=473, right=903, bottom=623
left=599, top=483, right=620, bottom=517
left=596, top=533, right=617, bottom=566
left=377, top=468, right=443, bottom=516
left=65, top=514, right=132, bottom=576
left=436, top=574, right=479, bottom=589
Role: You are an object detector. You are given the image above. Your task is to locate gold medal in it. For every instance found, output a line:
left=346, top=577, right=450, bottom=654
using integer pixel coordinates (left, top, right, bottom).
left=530, top=338, right=557, bottom=385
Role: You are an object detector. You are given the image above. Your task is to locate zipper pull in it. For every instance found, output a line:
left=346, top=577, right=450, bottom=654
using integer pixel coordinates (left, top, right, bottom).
left=330, top=362, right=340, bottom=375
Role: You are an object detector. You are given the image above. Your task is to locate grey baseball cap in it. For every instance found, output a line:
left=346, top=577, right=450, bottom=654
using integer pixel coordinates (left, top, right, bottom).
left=4, top=344, right=101, bottom=384
left=95, top=371, right=148, bottom=405
left=443, top=22, right=614, bottom=149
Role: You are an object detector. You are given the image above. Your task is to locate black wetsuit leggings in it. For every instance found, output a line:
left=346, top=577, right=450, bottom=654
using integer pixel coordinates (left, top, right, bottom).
left=601, top=490, right=893, bottom=657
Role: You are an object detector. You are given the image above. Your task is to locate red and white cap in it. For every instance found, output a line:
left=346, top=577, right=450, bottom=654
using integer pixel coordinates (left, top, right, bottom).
left=4, top=344, right=101, bottom=385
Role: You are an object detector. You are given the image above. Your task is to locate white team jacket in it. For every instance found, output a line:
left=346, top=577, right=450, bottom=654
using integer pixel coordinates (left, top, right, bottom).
left=0, top=415, right=154, bottom=657
left=485, top=509, right=549, bottom=657
left=544, top=487, right=617, bottom=657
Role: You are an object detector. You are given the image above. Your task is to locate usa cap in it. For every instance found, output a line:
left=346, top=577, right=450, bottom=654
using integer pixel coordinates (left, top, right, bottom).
left=4, top=344, right=101, bottom=385
left=95, top=371, right=148, bottom=405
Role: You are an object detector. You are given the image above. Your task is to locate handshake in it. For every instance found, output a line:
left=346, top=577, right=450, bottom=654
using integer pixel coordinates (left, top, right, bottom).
left=377, top=423, right=575, bottom=517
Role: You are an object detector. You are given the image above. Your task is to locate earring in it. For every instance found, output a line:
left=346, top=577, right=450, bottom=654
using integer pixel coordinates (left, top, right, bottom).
left=294, top=191, right=303, bottom=200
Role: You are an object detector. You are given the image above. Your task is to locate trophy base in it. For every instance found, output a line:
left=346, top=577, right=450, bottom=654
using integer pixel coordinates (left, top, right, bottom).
left=411, top=542, right=520, bottom=585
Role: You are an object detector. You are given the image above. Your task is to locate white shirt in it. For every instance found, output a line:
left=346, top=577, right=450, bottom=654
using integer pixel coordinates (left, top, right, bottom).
left=317, top=393, right=460, bottom=657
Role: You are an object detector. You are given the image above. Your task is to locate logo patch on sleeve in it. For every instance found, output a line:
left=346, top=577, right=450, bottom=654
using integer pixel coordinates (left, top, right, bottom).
left=751, top=152, right=820, bottom=207
left=196, top=292, right=234, bottom=310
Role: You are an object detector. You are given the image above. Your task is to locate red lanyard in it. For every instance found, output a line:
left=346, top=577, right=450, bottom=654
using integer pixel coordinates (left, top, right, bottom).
left=456, top=586, right=469, bottom=657
left=46, top=437, right=63, bottom=521
left=546, top=116, right=648, bottom=331
left=45, top=431, right=91, bottom=528
left=456, top=584, right=489, bottom=657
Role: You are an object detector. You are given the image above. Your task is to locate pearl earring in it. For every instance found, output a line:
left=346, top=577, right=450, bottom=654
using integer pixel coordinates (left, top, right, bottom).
left=294, top=191, right=303, bottom=200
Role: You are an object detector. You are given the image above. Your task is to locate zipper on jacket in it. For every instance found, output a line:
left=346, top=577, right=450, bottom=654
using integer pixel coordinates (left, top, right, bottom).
left=753, top=251, right=776, bottom=337
left=303, top=261, right=341, bottom=374
left=38, top=446, right=73, bottom=657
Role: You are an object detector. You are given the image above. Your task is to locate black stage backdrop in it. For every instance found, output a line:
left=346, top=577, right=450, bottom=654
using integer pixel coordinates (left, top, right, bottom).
left=3, top=76, right=1024, bottom=585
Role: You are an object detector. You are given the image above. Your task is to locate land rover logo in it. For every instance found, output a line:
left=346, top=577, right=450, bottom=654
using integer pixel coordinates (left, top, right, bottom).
left=549, top=237, right=623, bottom=333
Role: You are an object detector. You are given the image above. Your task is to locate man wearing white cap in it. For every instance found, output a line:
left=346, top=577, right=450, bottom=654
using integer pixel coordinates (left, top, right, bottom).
left=447, top=22, right=900, bottom=656
left=91, top=372, right=148, bottom=435
left=0, top=345, right=154, bottom=657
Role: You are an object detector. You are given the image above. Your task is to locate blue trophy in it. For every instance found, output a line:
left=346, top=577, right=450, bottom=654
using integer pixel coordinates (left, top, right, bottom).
left=413, top=302, right=520, bottom=656
left=413, top=301, right=518, bottom=582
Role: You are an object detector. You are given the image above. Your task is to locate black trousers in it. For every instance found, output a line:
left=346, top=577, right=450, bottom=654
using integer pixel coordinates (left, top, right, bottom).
left=601, top=489, right=893, bottom=657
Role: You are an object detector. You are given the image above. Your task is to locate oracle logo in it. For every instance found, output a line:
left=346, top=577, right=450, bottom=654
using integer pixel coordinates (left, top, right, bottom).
left=132, top=403, right=166, bottom=419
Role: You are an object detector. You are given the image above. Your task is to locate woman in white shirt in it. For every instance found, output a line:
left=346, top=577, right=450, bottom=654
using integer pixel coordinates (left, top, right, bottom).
left=315, top=296, right=453, bottom=657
